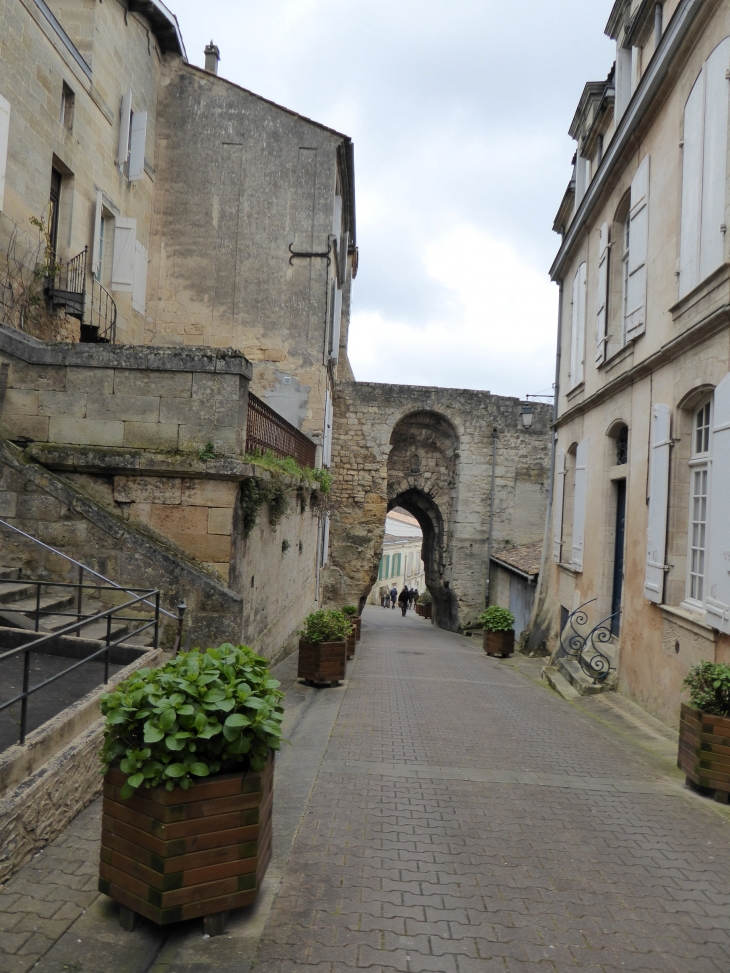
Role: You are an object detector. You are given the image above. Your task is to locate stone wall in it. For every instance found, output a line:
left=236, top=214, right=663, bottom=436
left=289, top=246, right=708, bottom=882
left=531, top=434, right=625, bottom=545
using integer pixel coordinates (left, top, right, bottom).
left=325, top=382, right=552, bottom=630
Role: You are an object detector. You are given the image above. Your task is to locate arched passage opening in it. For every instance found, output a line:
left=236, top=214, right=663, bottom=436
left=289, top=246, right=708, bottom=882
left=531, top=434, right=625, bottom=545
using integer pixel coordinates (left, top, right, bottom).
left=384, top=410, right=460, bottom=631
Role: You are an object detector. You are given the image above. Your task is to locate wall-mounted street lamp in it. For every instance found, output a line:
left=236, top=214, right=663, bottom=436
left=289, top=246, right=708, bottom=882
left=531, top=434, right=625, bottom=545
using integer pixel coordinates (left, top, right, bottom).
left=520, top=403, right=534, bottom=429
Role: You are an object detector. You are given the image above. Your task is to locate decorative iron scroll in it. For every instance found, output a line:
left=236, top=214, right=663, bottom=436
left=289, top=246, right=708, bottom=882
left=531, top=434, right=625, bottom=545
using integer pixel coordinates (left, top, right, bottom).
left=557, top=597, right=618, bottom=684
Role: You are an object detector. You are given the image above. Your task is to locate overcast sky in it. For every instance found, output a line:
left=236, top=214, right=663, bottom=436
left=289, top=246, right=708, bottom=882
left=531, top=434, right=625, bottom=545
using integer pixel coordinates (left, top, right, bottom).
left=171, top=0, right=616, bottom=399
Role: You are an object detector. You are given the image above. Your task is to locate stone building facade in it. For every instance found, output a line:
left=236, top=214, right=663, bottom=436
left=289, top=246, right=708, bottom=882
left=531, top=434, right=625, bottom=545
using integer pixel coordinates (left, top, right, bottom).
left=324, top=382, right=552, bottom=631
left=533, top=0, right=730, bottom=726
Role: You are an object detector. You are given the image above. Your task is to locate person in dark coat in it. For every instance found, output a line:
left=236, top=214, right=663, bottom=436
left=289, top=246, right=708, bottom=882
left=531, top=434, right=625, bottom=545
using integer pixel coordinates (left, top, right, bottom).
left=398, top=586, right=410, bottom=617
left=390, top=585, right=398, bottom=608
left=409, top=587, right=416, bottom=609
left=412, top=588, right=420, bottom=607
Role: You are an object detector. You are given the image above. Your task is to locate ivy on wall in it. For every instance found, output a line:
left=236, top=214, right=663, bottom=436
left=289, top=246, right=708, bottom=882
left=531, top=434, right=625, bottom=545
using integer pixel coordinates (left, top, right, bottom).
left=240, top=451, right=332, bottom=539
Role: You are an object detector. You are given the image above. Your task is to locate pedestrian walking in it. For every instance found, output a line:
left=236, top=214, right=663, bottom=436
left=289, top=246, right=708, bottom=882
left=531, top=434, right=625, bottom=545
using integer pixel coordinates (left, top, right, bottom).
left=398, top=586, right=410, bottom=617
left=412, top=587, right=419, bottom=607
left=409, top=587, right=416, bottom=609
left=390, top=585, right=398, bottom=609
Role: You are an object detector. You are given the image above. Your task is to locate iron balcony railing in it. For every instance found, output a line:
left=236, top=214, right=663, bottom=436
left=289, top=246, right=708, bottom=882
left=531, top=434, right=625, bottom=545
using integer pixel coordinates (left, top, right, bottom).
left=556, top=597, right=619, bottom=684
left=87, top=277, right=117, bottom=343
left=44, top=246, right=117, bottom=342
left=245, top=393, right=317, bottom=468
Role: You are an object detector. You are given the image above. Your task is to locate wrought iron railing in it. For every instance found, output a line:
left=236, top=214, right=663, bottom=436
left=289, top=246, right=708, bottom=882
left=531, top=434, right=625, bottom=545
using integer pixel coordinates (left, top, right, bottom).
left=245, top=393, right=317, bottom=468
left=556, top=597, right=619, bottom=684
left=45, top=246, right=87, bottom=316
left=88, top=277, right=117, bottom=342
left=0, top=584, right=160, bottom=746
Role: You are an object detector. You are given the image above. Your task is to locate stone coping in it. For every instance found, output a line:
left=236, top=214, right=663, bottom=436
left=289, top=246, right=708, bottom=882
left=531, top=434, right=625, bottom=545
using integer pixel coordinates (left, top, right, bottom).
left=0, top=324, right=253, bottom=378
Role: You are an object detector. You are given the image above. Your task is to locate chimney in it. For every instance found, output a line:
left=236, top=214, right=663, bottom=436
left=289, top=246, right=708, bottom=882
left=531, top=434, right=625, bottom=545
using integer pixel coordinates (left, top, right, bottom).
left=204, top=41, right=220, bottom=75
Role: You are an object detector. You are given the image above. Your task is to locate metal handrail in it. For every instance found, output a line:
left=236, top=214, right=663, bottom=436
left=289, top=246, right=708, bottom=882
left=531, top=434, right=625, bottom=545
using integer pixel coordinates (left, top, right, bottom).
left=0, top=519, right=177, bottom=619
left=0, top=589, right=161, bottom=745
left=556, top=597, right=617, bottom=684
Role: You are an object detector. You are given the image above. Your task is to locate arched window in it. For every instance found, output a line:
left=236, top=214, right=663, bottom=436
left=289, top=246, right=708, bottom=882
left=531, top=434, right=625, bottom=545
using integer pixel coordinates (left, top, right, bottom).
left=687, top=397, right=712, bottom=606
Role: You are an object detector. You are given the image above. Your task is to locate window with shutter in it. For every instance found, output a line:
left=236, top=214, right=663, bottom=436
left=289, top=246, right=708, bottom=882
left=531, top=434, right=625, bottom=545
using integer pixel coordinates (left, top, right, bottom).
left=117, top=89, right=132, bottom=166
left=91, top=191, right=103, bottom=277
left=323, top=389, right=333, bottom=468
left=644, top=404, right=671, bottom=603
left=615, top=45, right=632, bottom=121
left=128, top=111, right=147, bottom=182
left=596, top=222, right=609, bottom=365
left=553, top=447, right=566, bottom=563
left=132, top=241, right=148, bottom=314
left=330, top=286, right=342, bottom=362
left=704, top=375, right=730, bottom=632
left=571, top=438, right=589, bottom=571
left=679, top=38, right=730, bottom=298
left=569, top=263, right=586, bottom=388
left=625, top=156, right=650, bottom=340
left=111, top=218, right=136, bottom=292
left=321, top=514, right=330, bottom=567
left=0, top=95, right=9, bottom=213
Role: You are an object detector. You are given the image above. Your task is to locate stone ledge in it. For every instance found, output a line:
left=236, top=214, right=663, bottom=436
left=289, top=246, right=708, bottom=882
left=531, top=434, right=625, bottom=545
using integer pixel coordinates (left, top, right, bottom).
left=0, top=324, right=253, bottom=378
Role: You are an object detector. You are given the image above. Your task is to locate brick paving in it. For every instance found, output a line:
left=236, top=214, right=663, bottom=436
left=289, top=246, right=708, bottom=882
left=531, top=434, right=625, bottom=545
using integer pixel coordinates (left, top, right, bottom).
left=250, top=607, right=730, bottom=973
left=2, top=607, right=730, bottom=972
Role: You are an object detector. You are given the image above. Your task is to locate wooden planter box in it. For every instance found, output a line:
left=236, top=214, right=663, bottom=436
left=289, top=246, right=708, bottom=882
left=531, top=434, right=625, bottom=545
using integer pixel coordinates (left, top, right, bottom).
left=298, top=639, right=347, bottom=685
left=483, top=629, right=514, bottom=657
left=353, top=615, right=361, bottom=641
left=346, top=631, right=356, bottom=660
left=420, top=604, right=432, bottom=619
left=99, top=754, right=273, bottom=927
left=678, top=703, right=730, bottom=798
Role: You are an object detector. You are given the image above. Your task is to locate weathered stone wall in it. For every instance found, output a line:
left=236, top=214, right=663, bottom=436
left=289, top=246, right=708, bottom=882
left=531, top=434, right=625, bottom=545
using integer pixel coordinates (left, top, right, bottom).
left=325, top=382, right=552, bottom=630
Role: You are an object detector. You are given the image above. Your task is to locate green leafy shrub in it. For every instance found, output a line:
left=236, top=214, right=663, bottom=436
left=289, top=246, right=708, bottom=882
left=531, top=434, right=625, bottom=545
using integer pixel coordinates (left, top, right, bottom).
left=299, top=609, right=350, bottom=644
left=683, top=662, right=730, bottom=717
left=342, top=605, right=358, bottom=617
left=417, top=590, right=432, bottom=606
left=478, top=606, right=515, bottom=632
left=100, top=644, right=284, bottom=799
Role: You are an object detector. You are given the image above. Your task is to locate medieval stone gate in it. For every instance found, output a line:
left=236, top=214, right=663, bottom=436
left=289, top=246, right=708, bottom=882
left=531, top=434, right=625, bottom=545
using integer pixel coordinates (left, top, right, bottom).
left=324, top=382, right=553, bottom=631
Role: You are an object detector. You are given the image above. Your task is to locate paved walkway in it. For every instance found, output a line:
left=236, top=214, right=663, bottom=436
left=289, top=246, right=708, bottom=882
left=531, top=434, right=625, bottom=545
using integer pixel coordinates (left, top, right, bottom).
left=2, top=607, right=730, bottom=972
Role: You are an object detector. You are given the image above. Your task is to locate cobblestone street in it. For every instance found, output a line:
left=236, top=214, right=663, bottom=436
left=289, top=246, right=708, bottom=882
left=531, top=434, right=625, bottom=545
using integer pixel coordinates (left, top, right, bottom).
left=2, top=607, right=730, bottom=972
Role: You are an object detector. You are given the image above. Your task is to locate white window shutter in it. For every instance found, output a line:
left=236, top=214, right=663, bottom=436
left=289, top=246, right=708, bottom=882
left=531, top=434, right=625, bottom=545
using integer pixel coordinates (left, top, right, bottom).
left=625, top=155, right=650, bottom=340
left=553, top=447, right=566, bottom=562
left=323, top=389, right=333, bottom=467
left=111, top=217, right=136, bottom=292
left=91, top=190, right=103, bottom=276
left=128, top=111, right=147, bottom=181
left=571, top=438, right=589, bottom=571
left=132, top=241, right=148, bottom=314
left=595, top=222, right=609, bottom=365
left=329, top=286, right=342, bottom=361
left=679, top=71, right=705, bottom=299
left=332, top=194, right=342, bottom=238
left=321, top=514, right=330, bottom=567
left=705, top=374, right=730, bottom=632
left=699, top=38, right=730, bottom=283
left=575, top=155, right=587, bottom=206
left=615, top=45, right=632, bottom=121
left=644, top=404, right=671, bottom=603
left=569, top=263, right=586, bottom=388
left=0, top=95, right=9, bottom=212
left=117, top=89, right=132, bottom=165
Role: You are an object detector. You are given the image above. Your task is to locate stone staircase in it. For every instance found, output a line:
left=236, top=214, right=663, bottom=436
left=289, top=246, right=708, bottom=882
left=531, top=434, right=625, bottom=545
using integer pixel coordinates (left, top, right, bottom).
left=0, top=569, right=153, bottom=646
left=542, top=602, right=619, bottom=698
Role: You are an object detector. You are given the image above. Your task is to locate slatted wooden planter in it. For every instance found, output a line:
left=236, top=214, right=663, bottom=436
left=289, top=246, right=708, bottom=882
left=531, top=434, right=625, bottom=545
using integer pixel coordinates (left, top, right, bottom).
left=353, top=616, right=361, bottom=641
left=678, top=703, right=730, bottom=799
left=297, top=639, right=347, bottom=685
left=99, top=754, right=273, bottom=927
left=346, top=631, right=356, bottom=660
left=416, top=603, right=432, bottom=619
left=483, top=630, right=515, bottom=657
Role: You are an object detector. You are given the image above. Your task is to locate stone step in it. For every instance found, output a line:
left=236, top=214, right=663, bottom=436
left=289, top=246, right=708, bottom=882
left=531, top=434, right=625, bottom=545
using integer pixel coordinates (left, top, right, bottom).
left=0, top=582, right=38, bottom=604
left=555, top=656, right=611, bottom=696
left=542, top=664, right=580, bottom=701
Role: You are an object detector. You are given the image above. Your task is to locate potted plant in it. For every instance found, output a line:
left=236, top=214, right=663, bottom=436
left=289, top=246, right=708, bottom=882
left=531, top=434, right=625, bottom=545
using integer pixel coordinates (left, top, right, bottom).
left=678, top=662, right=730, bottom=800
left=98, top=644, right=284, bottom=934
left=297, top=609, right=350, bottom=686
left=342, top=604, right=361, bottom=642
left=479, top=607, right=515, bottom=657
left=416, top=590, right=432, bottom=619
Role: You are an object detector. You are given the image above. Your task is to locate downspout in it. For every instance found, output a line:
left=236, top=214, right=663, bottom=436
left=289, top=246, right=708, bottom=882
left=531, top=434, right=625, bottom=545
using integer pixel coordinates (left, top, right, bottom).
left=526, top=280, right=563, bottom=648
left=485, top=426, right=498, bottom=606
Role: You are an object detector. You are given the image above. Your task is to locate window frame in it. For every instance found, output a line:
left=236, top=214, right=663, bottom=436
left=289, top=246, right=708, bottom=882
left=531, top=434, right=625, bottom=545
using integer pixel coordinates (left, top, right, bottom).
left=683, top=397, right=712, bottom=612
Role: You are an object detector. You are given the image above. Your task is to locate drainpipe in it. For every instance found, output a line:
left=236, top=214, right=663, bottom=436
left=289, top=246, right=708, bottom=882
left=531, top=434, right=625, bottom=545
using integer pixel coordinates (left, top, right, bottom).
left=485, top=426, right=498, bottom=607
left=527, top=280, right=564, bottom=647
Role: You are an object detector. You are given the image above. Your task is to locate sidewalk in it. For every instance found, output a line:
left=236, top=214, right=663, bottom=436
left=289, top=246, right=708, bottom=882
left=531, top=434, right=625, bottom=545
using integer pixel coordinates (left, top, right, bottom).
left=2, top=607, right=730, bottom=972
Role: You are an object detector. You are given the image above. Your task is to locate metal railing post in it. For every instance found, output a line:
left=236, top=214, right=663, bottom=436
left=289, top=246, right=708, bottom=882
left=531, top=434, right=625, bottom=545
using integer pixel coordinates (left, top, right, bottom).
left=76, top=564, right=83, bottom=635
left=104, top=612, right=112, bottom=683
left=34, top=583, right=41, bottom=633
left=153, top=591, right=160, bottom=649
left=173, top=603, right=187, bottom=657
left=20, top=647, right=30, bottom=744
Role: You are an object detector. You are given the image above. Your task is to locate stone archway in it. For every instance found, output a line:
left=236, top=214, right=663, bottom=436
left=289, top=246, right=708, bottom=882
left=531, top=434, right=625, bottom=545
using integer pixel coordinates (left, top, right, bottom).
left=387, top=411, right=460, bottom=630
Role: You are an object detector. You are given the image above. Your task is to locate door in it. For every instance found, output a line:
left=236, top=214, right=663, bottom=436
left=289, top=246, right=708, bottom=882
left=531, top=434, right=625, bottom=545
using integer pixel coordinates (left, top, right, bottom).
left=611, top=479, right=627, bottom=636
left=509, top=578, right=534, bottom=641
left=49, top=168, right=62, bottom=258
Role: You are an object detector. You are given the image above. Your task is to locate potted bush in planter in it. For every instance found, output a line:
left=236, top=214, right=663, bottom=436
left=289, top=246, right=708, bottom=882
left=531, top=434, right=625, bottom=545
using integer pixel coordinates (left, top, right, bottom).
left=297, top=609, right=350, bottom=686
left=416, top=590, right=432, bottom=619
left=343, top=604, right=361, bottom=642
left=678, top=662, right=730, bottom=800
left=479, top=607, right=515, bottom=657
left=98, top=644, right=284, bottom=933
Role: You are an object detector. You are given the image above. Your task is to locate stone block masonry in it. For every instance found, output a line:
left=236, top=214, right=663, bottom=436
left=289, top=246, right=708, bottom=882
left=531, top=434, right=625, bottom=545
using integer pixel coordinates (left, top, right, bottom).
left=326, top=381, right=552, bottom=630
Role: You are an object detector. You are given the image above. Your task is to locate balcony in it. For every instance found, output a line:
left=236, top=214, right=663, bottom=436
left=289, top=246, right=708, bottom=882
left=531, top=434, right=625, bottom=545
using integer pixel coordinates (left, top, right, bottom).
left=245, top=393, right=317, bottom=468
left=44, top=246, right=117, bottom=343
